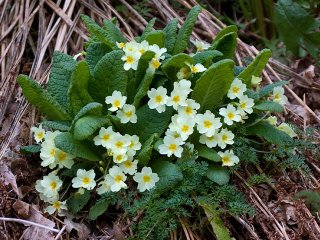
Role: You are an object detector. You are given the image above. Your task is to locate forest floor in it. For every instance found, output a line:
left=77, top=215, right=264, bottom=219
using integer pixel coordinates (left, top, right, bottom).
left=0, top=0, right=320, bottom=239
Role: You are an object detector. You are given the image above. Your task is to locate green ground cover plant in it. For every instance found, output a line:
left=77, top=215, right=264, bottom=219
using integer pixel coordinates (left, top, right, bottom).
left=17, top=6, right=308, bottom=239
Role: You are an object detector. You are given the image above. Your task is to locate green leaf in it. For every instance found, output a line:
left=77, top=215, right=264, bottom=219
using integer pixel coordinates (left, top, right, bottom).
left=258, top=81, right=288, bottom=98
left=124, top=105, right=173, bottom=143
left=72, top=102, right=103, bottom=125
left=135, top=51, right=155, bottom=90
left=246, top=121, right=293, bottom=146
left=47, top=51, right=77, bottom=109
left=20, top=145, right=41, bottom=154
left=89, top=50, right=128, bottom=103
left=73, top=115, right=110, bottom=140
left=54, top=132, right=102, bottom=161
left=173, top=5, right=202, bottom=54
left=81, top=15, right=115, bottom=48
left=42, top=120, right=71, bottom=131
left=86, top=42, right=111, bottom=75
left=67, top=190, right=91, bottom=214
left=192, top=59, right=234, bottom=111
left=197, top=145, right=221, bottom=162
left=103, top=19, right=126, bottom=43
left=139, top=18, right=156, bottom=42
left=133, top=67, right=155, bottom=108
left=238, top=49, right=271, bottom=87
left=144, top=30, right=165, bottom=47
left=151, top=161, right=183, bottom=192
left=17, top=75, right=70, bottom=120
left=198, top=201, right=232, bottom=240
left=213, top=25, right=238, bottom=42
left=68, top=61, right=93, bottom=116
left=163, top=18, right=178, bottom=54
left=211, top=32, right=237, bottom=60
left=274, top=0, right=318, bottom=56
left=161, top=53, right=193, bottom=80
left=206, top=165, right=230, bottom=185
left=136, top=133, right=158, bottom=166
left=193, top=50, right=223, bottom=65
left=88, top=197, right=111, bottom=220
left=254, top=101, right=283, bottom=112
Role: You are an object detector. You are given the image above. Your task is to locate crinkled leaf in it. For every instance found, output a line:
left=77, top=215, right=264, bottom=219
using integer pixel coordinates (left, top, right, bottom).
left=17, top=75, right=70, bottom=120
left=212, top=25, right=238, bottom=43
left=67, top=190, right=91, bottom=214
left=47, top=51, right=77, bottom=109
left=20, top=145, right=41, bottom=154
left=81, top=15, right=115, bottom=48
left=238, top=49, right=271, bottom=87
left=54, top=132, right=101, bottom=161
left=72, top=102, right=103, bottom=125
left=124, top=104, right=173, bottom=143
left=246, top=121, right=293, bottom=146
left=193, top=50, right=223, bottom=65
left=42, top=120, right=71, bottom=131
left=173, top=5, right=202, bottom=54
left=103, top=19, right=126, bottom=43
left=144, top=30, right=165, bottom=47
left=89, top=50, right=128, bottom=103
left=86, top=42, right=111, bottom=75
left=197, top=145, right=221, bottom=162
left=258, top=81, right=288, bottom=98
left=254, top=101, right=283, bottom=112
left=139, top=18, right=156, bottom=42
left=161, top=53, right=193, bottom=80
left=73, top=115, right=110, bottom=140
left=206, top=165, right=230, bottom=185
left=163, top=18, right=178, bottom=54
left=68, top=61, right=93, bottom=116
left=211, top=32, right=237, bottom=60
left=135, top=51, right=155, bottom=90
left=136, top=133, right=158, bottom=166
left=133, top=67, right=155, bottom=108
left=192, top=59, right=234, bottom=111
left=88, top=197, right=111, bottom=220
left=151, top=161, right=183, bottom=192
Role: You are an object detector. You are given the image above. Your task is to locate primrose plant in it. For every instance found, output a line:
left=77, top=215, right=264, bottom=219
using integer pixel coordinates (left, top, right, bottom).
left=18, top=6, right=295, bottom=218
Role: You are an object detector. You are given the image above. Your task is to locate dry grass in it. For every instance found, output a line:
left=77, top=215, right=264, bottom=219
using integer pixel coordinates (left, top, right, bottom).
left=1, top=0, right=320, bottom=239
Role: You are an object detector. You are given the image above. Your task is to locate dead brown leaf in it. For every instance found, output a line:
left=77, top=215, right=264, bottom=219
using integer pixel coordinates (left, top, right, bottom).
left=64, top=218, right=90, bottom=240
left=13, top=200, right=30, bottom=219
left=0, top=163, right=21, bottom=197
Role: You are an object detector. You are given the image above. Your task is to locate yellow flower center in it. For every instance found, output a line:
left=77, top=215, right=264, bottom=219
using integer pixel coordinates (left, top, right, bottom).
left=36, top=132, right=44, bottom=140
left=126, top=56, right=134, bottom=64
left=115, top=141, right=123, bottom=149
left=125, top=111, right=133, bottom=118
left=168, top=144, right=177, bottom=151
left=82, top=177, right=90, bottom=185
left=204, top=120, right=212, bottom=128
left=118, top=42, right=125, bottom=48
left=181, top=125, right=189, bottom=133
left=172, top=95, right=180, bottom=103
left=222, top=134, right=228, bottom=142
left=124, top=161, right=133, bottom=168
left=197, top=46, right=203, bottom=52
left=232, top=86, right=239, bottom=93
left=114, top=175, right=123, bottom=183
left=143, top=175, right=151, bottom=183
left=173, top=133, right=180, bottom=138
left=50, top=148, right=55, bottom=157
left=57, top=151, right=67, bottom=161
left=102, top=134, right=110, bottom=141
left=274, top=93, right=280, bottom=101
left=240, top=102, right=246, bottom=109
left=185, top=106, right=193, bottom=115
left=222, top=156, right=231, bottom=164
left=50, top=181, right=57, bottom=190
left=227, top=112, right=235, bottom=120
left=129, top=141, right=135, bottom=148
left=53, top=201, right=61, bottom=210
left=151, top=58, right=161, bottom=69
left=115, top=155, right=123, bottom=162
left=139, top=49, right=145, bottom=54
left=155, top=95, right=163, bottom=103
left=191, top=65, right=198, bottom=73
left=208, top=136, right=215, bottom=141
left=113, top=100, right=121, bottom=108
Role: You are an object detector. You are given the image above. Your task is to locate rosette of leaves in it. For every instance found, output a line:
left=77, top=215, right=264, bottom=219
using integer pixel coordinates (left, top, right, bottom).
left=18, top=6, right=295, bottom=240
